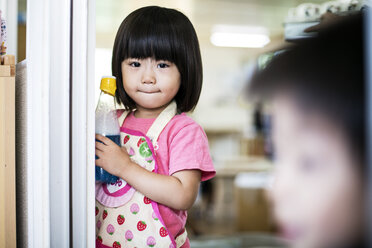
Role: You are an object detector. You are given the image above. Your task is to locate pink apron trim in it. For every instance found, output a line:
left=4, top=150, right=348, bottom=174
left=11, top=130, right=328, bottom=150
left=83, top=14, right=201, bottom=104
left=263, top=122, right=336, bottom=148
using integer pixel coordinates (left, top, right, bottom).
left=102, top=182, right=132, bottom=196
left=95, top=186, right=136, bottom=208
left=96, top=239, right=112, bottom=248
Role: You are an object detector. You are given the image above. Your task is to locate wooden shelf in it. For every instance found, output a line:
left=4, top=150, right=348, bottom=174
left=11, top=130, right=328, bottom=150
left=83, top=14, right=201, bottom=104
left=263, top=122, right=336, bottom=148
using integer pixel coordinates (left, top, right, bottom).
left=0, top=63, right=16, bottom=247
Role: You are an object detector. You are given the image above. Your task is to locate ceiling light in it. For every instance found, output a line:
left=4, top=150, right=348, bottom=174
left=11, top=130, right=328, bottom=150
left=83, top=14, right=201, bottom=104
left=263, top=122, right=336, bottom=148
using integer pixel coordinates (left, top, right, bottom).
left=210, top=25, right=270, bottom=48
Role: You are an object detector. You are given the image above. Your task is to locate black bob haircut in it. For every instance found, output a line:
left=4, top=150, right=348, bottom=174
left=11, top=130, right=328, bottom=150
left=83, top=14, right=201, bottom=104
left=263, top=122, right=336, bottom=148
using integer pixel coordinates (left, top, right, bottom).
left=249, top=13, right=365, bottom=163
left=112, top=6, right=203, bottom=113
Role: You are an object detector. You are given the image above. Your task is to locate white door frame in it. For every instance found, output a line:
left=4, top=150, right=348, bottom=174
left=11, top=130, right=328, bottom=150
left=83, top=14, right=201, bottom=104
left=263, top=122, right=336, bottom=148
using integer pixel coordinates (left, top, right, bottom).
left=26, top=0, right=52, bottom=246
left=26, top=0, right=71, bottom=246
left=26, top=0, right=95, bottom=246
left=49, top=0, right=72, bottom=246
left=71, top=0, right=96, bottom=246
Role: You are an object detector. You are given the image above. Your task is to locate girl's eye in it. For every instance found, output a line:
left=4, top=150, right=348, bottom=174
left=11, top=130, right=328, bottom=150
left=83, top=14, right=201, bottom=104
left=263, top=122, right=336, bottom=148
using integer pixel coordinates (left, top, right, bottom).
left=129, top=62, right=141, bottom=67
left=157, top=63, right=169, bottom=69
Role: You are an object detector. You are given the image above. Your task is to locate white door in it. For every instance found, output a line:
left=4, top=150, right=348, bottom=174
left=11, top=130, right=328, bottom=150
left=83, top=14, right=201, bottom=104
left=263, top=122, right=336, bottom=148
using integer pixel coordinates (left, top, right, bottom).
left=25, top=0, right=95, bottom=246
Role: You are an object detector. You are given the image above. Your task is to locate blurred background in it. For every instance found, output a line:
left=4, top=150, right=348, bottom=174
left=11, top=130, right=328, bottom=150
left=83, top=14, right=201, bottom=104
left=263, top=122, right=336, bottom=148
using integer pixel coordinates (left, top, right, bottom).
left=94, top=0, right=366, bottom=247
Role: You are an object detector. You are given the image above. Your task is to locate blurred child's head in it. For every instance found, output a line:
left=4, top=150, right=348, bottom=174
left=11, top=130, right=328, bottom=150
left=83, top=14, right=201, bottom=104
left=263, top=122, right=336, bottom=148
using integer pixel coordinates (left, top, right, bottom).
left=112, top=6, right=203, bottom=113
left=249, top=13, right=365, bottom=248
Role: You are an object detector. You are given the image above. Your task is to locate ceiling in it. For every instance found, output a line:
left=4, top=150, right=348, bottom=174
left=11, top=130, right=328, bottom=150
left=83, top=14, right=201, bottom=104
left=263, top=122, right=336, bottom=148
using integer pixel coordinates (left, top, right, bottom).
left=96, top=0, right=328, bottom=50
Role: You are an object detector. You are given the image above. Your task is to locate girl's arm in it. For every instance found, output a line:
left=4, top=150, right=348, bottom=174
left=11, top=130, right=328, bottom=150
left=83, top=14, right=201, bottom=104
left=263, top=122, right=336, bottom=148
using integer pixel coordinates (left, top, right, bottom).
left=95, top=134, right=201, bottom=210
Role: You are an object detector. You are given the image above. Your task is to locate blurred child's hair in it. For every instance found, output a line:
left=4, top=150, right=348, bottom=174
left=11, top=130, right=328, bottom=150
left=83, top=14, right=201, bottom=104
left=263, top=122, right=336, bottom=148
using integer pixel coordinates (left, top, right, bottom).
left=112, top=6, right=203, bottom=113
left=248, top=13, right=365, bottom=164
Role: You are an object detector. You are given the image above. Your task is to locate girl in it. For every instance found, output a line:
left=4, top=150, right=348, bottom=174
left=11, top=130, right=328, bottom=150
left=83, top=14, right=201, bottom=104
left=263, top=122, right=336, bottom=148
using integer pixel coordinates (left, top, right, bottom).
left=95, top=6, right=215, bottom=248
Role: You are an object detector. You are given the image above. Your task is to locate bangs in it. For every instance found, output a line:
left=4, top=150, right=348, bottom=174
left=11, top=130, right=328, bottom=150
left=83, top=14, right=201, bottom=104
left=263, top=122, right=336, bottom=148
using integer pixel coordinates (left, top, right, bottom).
left=120, top=10, right=178, bottom=62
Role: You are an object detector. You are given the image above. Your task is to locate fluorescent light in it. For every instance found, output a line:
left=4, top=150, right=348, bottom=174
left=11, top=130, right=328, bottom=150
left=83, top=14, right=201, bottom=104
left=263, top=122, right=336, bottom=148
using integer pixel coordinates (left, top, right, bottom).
left=211, top=33, right=270, bottom=48
left=210, top=25, right=270, bottom=48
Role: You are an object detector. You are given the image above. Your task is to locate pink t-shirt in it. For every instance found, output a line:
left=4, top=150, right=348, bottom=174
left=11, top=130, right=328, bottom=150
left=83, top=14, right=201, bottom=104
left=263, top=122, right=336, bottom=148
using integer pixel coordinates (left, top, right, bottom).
left=122, top=112, right=215, bottom=248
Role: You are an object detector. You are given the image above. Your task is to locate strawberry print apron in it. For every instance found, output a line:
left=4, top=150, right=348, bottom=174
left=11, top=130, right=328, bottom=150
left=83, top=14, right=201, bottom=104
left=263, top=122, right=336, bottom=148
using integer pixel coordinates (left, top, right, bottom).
left=95, top=101, right=187, bottom=248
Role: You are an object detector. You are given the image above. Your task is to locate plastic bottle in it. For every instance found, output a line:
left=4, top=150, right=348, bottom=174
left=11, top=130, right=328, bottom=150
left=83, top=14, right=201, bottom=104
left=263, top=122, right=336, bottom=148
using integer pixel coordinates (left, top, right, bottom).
left=95, top=76, right=120, bottom=183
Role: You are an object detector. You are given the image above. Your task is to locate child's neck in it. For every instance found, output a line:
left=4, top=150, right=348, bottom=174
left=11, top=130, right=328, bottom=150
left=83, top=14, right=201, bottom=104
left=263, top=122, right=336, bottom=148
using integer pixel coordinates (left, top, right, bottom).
left=134, top=104, right=169, bottom=119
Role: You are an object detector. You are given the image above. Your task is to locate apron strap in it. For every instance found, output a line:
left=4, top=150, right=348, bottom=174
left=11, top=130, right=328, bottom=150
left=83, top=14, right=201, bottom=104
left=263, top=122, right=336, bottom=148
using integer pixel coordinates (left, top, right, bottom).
left=175, top=228, right=188, bottom=248
left=146, top=101, right=177, bottom=148
left=118, top=110, right=129, bottom=128
left=117, top=101, right=177, bottom=149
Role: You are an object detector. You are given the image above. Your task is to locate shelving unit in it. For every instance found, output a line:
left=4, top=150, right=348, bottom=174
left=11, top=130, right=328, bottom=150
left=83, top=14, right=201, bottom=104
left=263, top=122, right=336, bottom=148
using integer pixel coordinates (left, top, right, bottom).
left=0, top=56, right=16, bottom=247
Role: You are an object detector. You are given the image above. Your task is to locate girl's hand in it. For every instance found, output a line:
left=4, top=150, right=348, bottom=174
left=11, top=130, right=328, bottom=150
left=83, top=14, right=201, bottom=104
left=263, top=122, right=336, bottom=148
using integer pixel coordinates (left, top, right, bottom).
left=96, top=134, right=202, bottom=210
left=95, top=134, right=132, bottom=177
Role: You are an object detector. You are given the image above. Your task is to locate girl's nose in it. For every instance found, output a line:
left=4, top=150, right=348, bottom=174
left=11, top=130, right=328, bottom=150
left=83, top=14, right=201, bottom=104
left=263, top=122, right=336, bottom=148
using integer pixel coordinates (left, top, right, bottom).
left=142, top=65, right=156, bottom=84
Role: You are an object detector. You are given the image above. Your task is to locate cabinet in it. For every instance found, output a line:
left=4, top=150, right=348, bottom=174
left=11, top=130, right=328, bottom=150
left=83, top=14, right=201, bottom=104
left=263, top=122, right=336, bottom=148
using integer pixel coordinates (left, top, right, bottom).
left=0, top=61, right=16, bottom=247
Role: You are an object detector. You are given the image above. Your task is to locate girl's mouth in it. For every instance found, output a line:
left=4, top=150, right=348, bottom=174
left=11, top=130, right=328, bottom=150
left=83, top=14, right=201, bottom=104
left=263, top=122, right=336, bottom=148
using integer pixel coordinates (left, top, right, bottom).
left=138, top=90, right=160, bottom=94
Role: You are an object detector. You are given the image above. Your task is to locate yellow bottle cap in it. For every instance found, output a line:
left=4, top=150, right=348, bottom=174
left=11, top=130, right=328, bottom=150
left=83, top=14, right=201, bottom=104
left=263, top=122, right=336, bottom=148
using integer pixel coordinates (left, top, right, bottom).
left=100, top=76, right=117, bottom=96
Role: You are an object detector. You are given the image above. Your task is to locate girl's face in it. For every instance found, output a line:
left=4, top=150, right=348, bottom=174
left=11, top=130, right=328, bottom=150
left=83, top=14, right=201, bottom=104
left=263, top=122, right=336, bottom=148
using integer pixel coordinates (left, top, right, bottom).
left=121, top=57, right=181, bottom=112
left=271, top=95, right=363, bottom=248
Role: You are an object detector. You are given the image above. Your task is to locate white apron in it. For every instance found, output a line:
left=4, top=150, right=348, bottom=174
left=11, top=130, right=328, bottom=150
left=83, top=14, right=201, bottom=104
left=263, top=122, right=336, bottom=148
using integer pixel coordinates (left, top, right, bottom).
left=95, top=101, right=187, bottom=248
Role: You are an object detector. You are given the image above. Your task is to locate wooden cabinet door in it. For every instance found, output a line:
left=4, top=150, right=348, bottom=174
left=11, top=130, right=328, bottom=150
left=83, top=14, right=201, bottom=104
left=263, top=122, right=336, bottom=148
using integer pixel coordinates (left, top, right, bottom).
left=0, top=75, right=16, bottom=247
